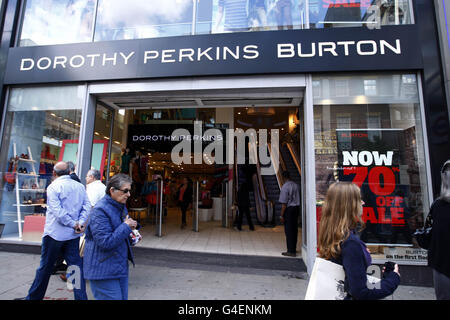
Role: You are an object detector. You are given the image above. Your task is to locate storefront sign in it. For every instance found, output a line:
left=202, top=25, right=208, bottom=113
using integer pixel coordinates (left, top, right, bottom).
left=383, top=247, right=428, bottom=263
left=127, top=123, right=226, bottom=153
left=4, top=25, right=422, bottom=84
left=336, top=129, right=414, bottom=245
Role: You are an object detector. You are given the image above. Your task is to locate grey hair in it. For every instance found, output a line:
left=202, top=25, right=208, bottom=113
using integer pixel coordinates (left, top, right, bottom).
left=87, top=169, right=101, bottom=181
left=67, top=161, right=76, bottom=172
left=440, top=160, right=450, bottom=202
left=54, top=162, right=70, bottom=177
left=106, top=173, right=132, bottom=196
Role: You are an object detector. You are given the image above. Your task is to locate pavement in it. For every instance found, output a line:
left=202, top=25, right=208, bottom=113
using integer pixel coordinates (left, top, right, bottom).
left=0, top=251, right=437, bottom=300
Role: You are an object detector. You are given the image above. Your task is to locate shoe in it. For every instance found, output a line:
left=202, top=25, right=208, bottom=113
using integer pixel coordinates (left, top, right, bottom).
left=249, top=227, right=255, bottom=231
left=14, top=297, right=26, bottom=300
left=281, top=252, right=296, bottom=257
left=56, top=264, right=68, bottom=272
left=59, top=274, right=67, bottom=282
left=180, top=223, right=187, bottom=229
left=234, top=226, right=242, bottom=231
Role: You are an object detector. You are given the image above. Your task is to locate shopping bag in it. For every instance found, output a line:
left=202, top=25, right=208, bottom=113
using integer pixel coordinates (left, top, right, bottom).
left=305, top=257, right=347, bottom=300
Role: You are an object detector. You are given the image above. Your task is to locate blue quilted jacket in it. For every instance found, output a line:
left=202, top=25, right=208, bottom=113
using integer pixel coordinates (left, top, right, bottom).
left=83, top=194, right=135, bottom=280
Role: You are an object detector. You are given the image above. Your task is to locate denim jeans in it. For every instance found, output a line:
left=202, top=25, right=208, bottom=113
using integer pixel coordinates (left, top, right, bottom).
left=89, top=277, right=129, bottom=300
left=26, top=235, right=87, bottom=300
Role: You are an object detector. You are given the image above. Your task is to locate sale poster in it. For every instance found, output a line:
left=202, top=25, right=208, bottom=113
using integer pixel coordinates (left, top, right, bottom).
left=336, top=129, right=413, bottom=245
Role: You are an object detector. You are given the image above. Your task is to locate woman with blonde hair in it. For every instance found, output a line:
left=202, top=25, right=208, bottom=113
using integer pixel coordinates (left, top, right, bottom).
left=318, top=182, right=401, bottom=300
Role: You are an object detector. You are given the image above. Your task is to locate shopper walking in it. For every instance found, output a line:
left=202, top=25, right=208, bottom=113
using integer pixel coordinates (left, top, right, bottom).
left=53, top=160, right=83, bottom=275
left=428, top=159, right=450, bottom=300
left=236, top=182, right=255, bottom=231
left=85, top=169, right=106, bottom=207
left=279, top=171, right=300, bottom=257
left=176, top=177, right=193, bottom=229
left=318, top=182, right=401, bottom=300
left=19, top=161, right=90, bottom=300
left=82, top=173, right=137, bottom=300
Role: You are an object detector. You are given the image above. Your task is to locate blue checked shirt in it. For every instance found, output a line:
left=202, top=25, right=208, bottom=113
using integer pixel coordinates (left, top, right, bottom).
left=43, top=175, right=91, bottom=241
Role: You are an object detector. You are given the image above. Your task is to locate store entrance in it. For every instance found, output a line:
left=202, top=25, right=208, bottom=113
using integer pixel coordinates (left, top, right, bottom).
left=89, top=88, right=305, bottom=257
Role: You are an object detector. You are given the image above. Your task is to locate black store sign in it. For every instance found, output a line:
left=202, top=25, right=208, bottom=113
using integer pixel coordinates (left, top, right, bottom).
left=4, top=25, right=422, bottom=84
left=128, top=124, right=226, bottom=154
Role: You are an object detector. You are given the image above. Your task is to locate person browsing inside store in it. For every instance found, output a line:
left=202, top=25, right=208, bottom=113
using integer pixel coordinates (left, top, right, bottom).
left=177, top=177, right=193, bottom=229
left=279, top=171, right=300, bottom=257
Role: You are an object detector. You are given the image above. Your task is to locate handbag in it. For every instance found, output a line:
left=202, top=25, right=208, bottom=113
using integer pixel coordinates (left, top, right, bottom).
left=4, top=158, right=17, bottom=185
left=305, top=257, right=383, bottom=300
left=414, top=211, right=433, bottom=250
left=305, top=257, right=347, bottom=300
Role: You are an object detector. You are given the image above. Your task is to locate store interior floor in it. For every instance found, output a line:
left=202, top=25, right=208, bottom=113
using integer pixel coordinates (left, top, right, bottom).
left=137, top=207, right=302, bottom=258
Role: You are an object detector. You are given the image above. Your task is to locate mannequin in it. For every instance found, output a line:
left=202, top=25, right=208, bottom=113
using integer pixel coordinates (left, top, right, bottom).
left=121, top=147, right=131, bottom=174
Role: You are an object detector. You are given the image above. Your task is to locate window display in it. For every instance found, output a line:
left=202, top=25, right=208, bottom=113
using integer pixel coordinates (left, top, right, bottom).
left=313, top=73, right=430, bottom=263
left=0, top=86, right=85, bottom=239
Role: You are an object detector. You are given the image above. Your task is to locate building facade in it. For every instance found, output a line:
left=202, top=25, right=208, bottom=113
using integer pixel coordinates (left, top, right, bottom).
left=0, top=0, right=449, bottom=278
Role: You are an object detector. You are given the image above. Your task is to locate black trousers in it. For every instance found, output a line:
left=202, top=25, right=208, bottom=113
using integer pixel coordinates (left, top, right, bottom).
left=180, top=202, right=189, bottom=224
left=284, top=206, right=300, bottom=253
left=237, top=205, right=254, bottom=230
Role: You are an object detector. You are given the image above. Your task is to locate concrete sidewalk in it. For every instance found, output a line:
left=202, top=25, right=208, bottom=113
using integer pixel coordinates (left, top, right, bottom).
left=0, top=251, right=436, bottom=300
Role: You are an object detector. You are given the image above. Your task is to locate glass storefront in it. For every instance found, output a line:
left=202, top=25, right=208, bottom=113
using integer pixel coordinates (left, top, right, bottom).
left=19, top=0, right=96, bottom=46
left=0, top=73, right=433, bottom=266
left=313, top=72, right=430, bottom=263
left=309, top=0, right=413, bottom=29
left=18, top=0, right=414, bottom=46
left=94, top=0, right=194, bottom=41
left=0, top=85, right=85, bottom=239
left=90, top=105, right=126, bottom=182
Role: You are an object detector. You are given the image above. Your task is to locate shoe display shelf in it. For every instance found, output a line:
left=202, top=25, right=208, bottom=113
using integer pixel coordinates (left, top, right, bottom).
left=12, top=143, right=46, bottom=238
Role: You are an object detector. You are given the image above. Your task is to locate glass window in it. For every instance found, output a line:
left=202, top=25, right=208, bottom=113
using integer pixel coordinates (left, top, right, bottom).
left=94, top=0, right=194, bottom=41
left=309, top=0, right=413, bottom=29
left=0, top=85, right=85, bottom=241
left=313, top=73, right=430, bottom=264
left=210, top=0, right=307, bottom=34
left=19, top=0, right=96, bottom=46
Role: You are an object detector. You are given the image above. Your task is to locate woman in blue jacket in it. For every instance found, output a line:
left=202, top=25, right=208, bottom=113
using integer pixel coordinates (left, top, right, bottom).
left=318, top=182, right=401, bottom=300
left=83, top=173, right=137, bottom=300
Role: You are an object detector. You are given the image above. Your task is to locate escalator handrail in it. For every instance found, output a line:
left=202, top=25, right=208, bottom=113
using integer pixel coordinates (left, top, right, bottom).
left=268, top=142, right=285, bottom=190
left=248, top=141, right=268, bottom=202
left=252, top=173, right=266, bottom=223
left=286, top=142, right=302, bottom=177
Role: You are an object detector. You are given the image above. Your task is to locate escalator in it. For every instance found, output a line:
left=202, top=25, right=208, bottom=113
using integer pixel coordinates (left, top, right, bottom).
left=281, top=142, right=301, bottom=187
left=236, top=163, right=259, bottom=225
left=260, top=145, right=281, bottom=225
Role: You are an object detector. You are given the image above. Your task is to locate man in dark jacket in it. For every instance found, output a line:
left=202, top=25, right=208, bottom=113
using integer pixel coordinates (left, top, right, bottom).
left=176, top=178, right=193, bottom=229
left=428, top=159, right=450, bottom=300
left=236, top=182, right=254, bottom=231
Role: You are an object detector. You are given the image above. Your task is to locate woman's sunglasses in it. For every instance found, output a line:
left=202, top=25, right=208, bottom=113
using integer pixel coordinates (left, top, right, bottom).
left=115, top=188, right=131, bottom=194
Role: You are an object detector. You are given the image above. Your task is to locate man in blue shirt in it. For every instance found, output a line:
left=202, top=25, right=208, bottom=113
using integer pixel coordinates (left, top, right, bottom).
left=22, top=161, right=91, bottom=300
left=279, top=170, right=301, bottom=257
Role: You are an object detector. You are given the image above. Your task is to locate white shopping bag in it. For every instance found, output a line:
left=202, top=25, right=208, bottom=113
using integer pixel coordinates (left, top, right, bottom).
left=305, top=257, right=347, bottom=300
